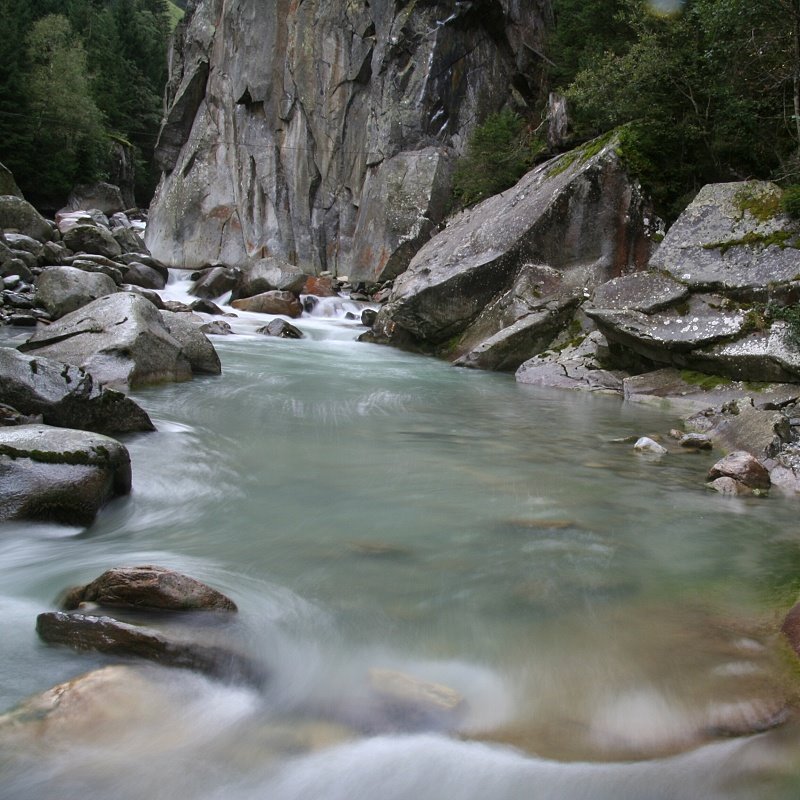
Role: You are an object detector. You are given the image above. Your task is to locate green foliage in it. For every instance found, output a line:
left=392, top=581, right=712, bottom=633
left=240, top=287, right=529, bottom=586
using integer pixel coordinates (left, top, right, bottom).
left=550, top=0, right=800, bottom=221
left=452, top=110, right=543, bottom=207
left=0, top=0, right=172, bottom=206
left=781, top=186, right=800, bottom=219
left=767, top=303, right=800, bottom=348
left=24, top=14, right=107, bottom=201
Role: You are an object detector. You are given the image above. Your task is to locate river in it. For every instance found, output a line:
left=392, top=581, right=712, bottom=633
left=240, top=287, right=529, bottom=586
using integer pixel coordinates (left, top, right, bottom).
left=2, top=275, right=800, bottom=798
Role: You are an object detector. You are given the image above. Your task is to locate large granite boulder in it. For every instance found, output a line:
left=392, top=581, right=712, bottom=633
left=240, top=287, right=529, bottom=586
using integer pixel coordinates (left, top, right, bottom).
left=62, top=224, right=123, bottom=260
left=61, top=565, right=237, bottom=612
left=234, top=256, right=308, bottom=297
left=650, top=182, right=800, bottom=297
left=35, top=266, right=119, bottom=319
left=373, top=135, right=659, bottom=370
left=0, top=195, right=53, bottom=242
left=159, top=311, right=222, bottom=375
left=146, top=0, right=549, bottom=279
left=0, top=348, right=154, bottom=434
left=585, top=182, right=800, bottom=383
left=0, top=424, right=131, bottom=524
left=18, top=293, right=192, bottom=390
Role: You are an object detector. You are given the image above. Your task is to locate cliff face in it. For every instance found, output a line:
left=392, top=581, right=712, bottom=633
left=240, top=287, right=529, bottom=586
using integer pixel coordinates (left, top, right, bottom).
left=145, top=0, right=549, bottom=281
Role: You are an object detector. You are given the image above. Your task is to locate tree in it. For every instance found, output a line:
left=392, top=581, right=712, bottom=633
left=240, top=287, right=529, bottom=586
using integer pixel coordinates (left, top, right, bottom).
left=24, top=13, right=107, bottom=201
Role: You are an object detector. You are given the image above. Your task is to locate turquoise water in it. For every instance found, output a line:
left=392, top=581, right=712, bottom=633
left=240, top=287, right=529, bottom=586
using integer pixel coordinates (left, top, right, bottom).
left=2, top=279, right=800, bottom=798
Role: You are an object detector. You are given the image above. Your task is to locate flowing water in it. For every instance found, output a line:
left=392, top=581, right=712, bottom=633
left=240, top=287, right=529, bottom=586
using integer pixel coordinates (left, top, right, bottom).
left=3, top=275, right=800, bottom=798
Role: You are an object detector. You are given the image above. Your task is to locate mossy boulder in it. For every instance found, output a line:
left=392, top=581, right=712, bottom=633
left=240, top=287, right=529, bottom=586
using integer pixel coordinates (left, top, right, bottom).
left=0, top=424, right=132, bottom=525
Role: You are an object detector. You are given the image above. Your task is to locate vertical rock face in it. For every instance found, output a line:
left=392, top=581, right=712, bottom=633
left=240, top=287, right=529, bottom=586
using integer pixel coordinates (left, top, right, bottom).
left=146, top=0, right=548, bottom=281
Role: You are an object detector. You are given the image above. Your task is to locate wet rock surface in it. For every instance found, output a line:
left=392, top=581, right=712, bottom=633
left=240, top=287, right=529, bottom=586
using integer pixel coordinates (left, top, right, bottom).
left=0, top=348, right=154, bottom=434
left=0, top=424, right=131, bottom=524
left=36, top=612, right=264, bottom=685
left=61, top=565, right=237, bottom=613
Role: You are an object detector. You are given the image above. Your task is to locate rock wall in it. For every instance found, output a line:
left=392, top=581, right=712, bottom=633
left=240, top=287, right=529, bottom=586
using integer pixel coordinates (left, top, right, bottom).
left=146, top=0, right=549, bottom=279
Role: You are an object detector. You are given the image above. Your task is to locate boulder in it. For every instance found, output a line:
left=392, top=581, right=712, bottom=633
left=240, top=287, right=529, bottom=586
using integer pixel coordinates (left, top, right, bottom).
left=118, top=253, right=170, bottom=282
left=190, top=265, right=240, bottom=299
left=4, top=233, right=44, bottom=259
left=361, top=308, right=378, bottom=327
left=0, top=195, right=53, bottom=242
left=64, top=182, right=126, bottom=216
left=124, top=261, right=167, bottom=290
left=516, top=331, right=625, bottom=394
left=159, top=311, right=222, bottom=375
left=0, top=424, right=131, bottom=524
left=376, top=135, right=658, bottom=364
left=235, top=257, right=308, bottom=297
left=708, top=476, right=753, bottom=496
left=61, top=565, right=237, bottom=612
left=257, top=319, right=304, bottom=339
left=112, top=225, right=148, bottom=255
left=189, top=299, right=224, bottom=315
left=650, top=182, right=800, bottom=296
left=36, top=612, right=265, bottom=685
left=18, top=293, right=192, bottom=390
left=589, top=272, right=690, bottom=313
left=231, top=290, right=302, bottom=317
left=0, top=348, right=154, bottom=434
left=201, top=320, right=232, bottom=335
left=302, top=275, right=339, bottom=297
left=36, top=266, right=119, bottom=319
left=56, top=210, right=97, bottom=235
left=62, top=224, right=123, bottom=260
left=707, top=451, right=770, bottom=490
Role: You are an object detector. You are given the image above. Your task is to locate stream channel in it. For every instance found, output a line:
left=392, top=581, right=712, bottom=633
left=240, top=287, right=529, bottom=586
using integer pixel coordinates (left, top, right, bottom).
left=3, top=273, right=800, bottom=798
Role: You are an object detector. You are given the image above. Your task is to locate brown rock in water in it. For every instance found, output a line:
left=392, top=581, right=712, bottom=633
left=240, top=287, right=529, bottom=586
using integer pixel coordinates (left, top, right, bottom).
left=302, top=276, right=339, bottom=297
left=707, top=451, right=770, bottom=490
left=707, top=476, right=753, bottom=496
left=368, top=668, right=465, bottom=730
left=36, top=612, right=264, bottom=685
left=61, top=565, right=237, bottom=612
left=231, top=290, right=302, bottom=317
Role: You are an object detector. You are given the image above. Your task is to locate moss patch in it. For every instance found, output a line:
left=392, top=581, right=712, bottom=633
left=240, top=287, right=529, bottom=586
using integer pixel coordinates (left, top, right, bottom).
left=0, top=445, right=109, bottom=466
left=733, top=186, right=782, bottom=223
left=679, top=370, right=730, bottom=389
left=702, top=229, right=797, bottom=255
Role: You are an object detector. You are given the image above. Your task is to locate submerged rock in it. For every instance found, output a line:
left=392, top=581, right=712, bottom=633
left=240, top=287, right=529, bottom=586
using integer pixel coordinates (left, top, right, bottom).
left=633, top=437, right=668, bottom=455
left=367, top=668, right=465, bottom=731
left=36, top=612, right=265, bottom=685
left=0, top=348, right=154, bottom=435
left=0, top=424, right=131, bottom=525
left=61, top=565, right=237, bottom=613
